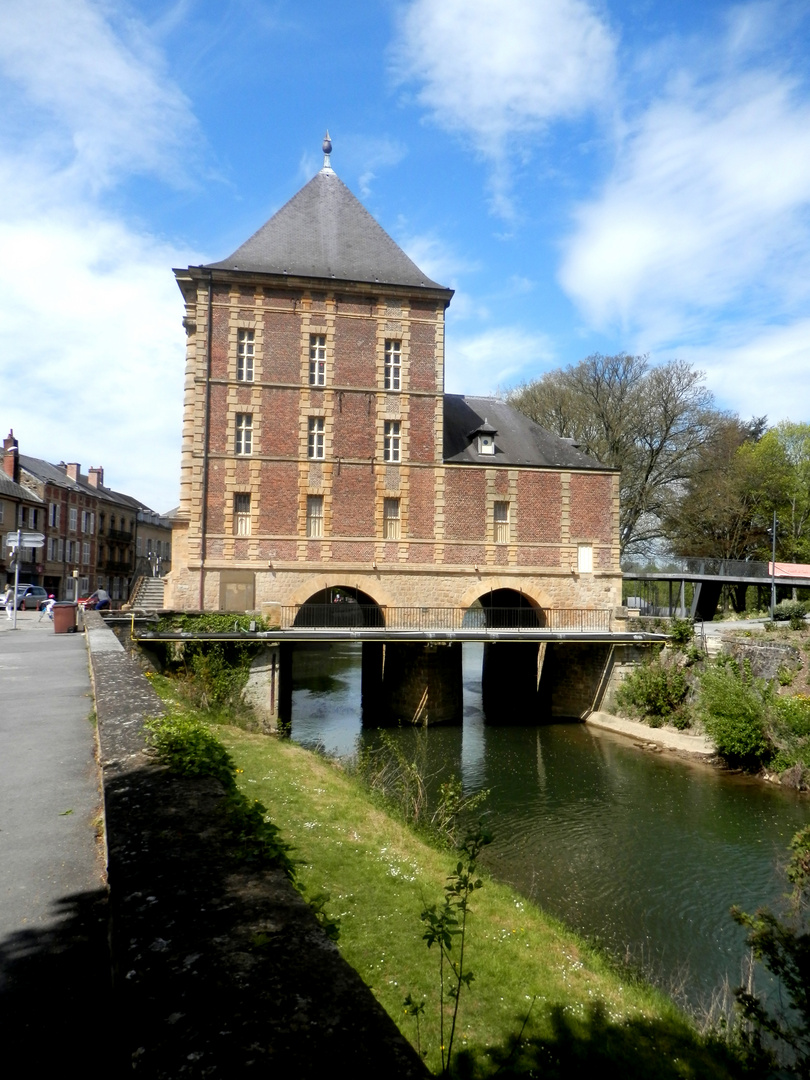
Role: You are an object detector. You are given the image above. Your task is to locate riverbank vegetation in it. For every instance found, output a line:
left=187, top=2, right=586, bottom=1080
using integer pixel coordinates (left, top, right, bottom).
left=146, top=672, right=741, bottom=1078
left=614, top=618, right=810, bottom=784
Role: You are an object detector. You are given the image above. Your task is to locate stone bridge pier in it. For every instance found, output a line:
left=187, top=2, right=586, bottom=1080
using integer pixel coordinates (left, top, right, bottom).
left=361, top=642, right=463, bottom=726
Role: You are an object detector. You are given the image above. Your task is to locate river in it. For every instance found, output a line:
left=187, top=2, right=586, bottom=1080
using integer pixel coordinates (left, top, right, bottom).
left=289, top=641, right=808, bottom=1012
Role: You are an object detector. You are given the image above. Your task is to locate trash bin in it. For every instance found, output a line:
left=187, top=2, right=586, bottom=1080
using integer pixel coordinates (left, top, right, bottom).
left=53, top=601, right=77, bottom=634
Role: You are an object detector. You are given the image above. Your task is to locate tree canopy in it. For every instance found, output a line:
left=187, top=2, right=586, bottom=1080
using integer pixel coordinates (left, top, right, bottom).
left=507, top=354, right=724, bottom=556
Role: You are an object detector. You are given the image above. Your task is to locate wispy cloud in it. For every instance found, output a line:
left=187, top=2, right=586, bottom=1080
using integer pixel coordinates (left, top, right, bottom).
left=559, top=10, right=810, bottom=352
left=445, top=327, right=555, bottom=396
left=0, top=0, right=200, bottom=193
left=0, top=0, right=202, bottom=510
left=393, top=0, right=615, bottom=213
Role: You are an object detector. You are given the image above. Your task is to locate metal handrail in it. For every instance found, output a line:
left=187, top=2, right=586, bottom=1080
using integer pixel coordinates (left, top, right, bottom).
left=278, top=604, right=612, bottom=632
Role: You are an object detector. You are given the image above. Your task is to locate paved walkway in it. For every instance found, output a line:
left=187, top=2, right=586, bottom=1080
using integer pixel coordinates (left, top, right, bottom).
left=0, top=609, right=113, bottom=1068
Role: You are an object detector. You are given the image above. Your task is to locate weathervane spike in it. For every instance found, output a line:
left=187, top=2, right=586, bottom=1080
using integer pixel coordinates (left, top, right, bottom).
left=322, top=130, right=333, bottom=171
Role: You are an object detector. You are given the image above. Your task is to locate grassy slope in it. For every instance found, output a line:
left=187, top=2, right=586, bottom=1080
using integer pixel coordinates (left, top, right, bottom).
left=225, top=727, right=738, bottom=1078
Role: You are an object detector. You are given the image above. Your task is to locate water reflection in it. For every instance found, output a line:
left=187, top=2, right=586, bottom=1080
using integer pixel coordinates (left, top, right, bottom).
left=290, top=641, right=808, bottom=1008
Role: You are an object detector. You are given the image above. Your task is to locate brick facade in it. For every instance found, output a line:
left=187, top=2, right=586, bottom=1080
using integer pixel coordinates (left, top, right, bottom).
left=165, top=160, right=622, bottom=617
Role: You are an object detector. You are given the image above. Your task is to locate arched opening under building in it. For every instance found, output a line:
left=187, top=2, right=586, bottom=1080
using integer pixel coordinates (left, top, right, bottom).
left=470, top=588, right=546, bottom=629
left=292, top=586, right=385, bottom=628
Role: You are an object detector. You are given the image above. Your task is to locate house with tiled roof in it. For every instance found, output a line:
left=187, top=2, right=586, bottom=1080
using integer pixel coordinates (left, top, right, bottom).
left=2, top=431, right=171, bottom=603
left=166, top=135, right=622, bottom=635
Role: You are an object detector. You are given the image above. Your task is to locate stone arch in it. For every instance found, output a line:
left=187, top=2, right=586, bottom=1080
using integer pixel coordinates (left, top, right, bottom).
left=462, top=585, right=546, bottom=628
left=292, top=584, right=385, bottom=628
left=457, top=576, right=550, bottom=612
left=286, top=577, right=396, bottom=611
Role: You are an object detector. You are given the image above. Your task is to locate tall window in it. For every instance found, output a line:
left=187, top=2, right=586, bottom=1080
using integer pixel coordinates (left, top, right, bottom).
left=383, top=420, right=401, bottom=462
left=308, top=416, right=325, bottom=459
left=49, top=502, right=60, bottom=528
left=28, top=507, right=37, bottom=529
left=235, top=413, right=253, bottom=455
left=577, top=543, right=593, bottom=573
left=237, top=329, right=254, bottom=381
left=309, top=334, right=326, bottom=386
left=234, top=493, right=251, bottom=536
left=82, top=542, right=90, bottom=565
left=306, top=495, right=324, bottom=538
left=69, top=507, right=77, bottom=531
left=494, top=501, right=509, bottom=544
left=384, top=339, right=401, bottom=390
left=383, top=498, right=401, bottom=540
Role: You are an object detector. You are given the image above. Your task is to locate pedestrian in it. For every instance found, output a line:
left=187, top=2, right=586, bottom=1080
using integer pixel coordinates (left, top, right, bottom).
left=86, top=587, right=111, bottom=610
left=38, top=594, right=56, bottom=623
left=2, top=583, right=13, bottom=621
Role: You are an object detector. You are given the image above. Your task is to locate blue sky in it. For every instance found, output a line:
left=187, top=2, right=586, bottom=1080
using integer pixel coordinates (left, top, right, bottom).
left=1, top=0, right=810, bottom=513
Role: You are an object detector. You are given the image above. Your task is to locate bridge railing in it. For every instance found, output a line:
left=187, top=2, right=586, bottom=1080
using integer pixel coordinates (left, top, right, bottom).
left=622, top=556, right=773, bottom=579
left=278, top=604, right=612, bottom=632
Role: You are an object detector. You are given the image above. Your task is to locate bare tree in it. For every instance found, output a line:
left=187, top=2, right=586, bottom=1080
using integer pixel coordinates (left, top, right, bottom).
left=507, top=354, right=724, bottom=556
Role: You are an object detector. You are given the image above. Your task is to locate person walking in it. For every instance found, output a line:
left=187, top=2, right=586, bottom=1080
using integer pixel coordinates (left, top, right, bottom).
left=2, top=584, right=13, bottom=621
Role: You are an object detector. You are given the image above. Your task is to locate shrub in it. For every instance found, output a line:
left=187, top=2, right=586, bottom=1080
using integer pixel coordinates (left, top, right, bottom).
left=697, top=661, right=771, bottom=764
left=615, top=658, right=689, bottom=722
left=668, top=618, right=694, bottom=649
left=773, top=600, right=808, bottom=623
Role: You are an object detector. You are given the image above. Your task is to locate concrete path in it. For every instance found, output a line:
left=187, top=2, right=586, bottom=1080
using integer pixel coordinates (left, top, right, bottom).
left=0, top=609, right=113, bottom=1068
left=587, top=710, right=716, bottom=756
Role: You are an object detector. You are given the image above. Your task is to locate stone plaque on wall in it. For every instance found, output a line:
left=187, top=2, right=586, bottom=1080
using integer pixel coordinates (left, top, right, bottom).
left=384, top=396, right=401, bottom=416
left=385, top=467, right=400, bottom=491
left=308, top=463, right=323, bottom=488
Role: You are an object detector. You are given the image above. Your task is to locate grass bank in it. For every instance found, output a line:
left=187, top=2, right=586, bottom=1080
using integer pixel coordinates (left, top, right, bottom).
left=221, top=725, right=738, bottom=1078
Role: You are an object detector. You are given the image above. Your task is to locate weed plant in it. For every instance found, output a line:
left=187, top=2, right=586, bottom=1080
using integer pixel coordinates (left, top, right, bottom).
left=697, top=658, right=771, bottom=764
left=615, top=654, right=689, bottom=725
left=352, top=729, right=489, bottom=844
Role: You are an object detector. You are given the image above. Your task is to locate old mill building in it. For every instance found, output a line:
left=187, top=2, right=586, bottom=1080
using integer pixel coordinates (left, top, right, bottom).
left=164, top=136, right=629, bottom=724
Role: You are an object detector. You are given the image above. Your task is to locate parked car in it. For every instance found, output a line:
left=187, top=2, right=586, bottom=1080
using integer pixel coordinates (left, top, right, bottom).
left=0, top=584, right=50, bottom=611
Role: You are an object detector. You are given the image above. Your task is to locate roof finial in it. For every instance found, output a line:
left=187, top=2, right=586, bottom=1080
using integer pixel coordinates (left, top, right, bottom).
left=322, top=130, right=333, bottom=172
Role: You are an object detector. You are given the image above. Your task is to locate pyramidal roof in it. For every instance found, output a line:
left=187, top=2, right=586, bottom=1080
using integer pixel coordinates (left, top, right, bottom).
left=206, top=143, right=447, bottom=291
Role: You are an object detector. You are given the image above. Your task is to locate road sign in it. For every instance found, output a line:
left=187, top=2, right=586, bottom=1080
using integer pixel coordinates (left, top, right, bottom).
left=5, top=531, right=45, bottom=548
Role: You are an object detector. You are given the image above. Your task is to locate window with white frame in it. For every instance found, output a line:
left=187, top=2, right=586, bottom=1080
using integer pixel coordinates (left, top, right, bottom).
left=494, top=501, right=510, bottom=544
left=69, top=506, right=77, bottom=531
left=306, top=495, right=324, bottom=538
left=48, top=537, right=58, bottom=560
left=383, top=498, right=401, bottom=539
left=82, top=542, right=90, bottom=565
left=89, top=512, right=95, bottom=534
left=28, top=506, right=37, bottom=529
left=48, top=502, right=59, bottom=527
left=79, top=576, right=89, bottom=595
left=237, top=328, right=254, bottom=381
left=234, top=493, right=251, bottom=536
left=309, top=334, right=326, bottom=386
left=235, top=413, right=253, bottom=455
left=383, top=420, right=401, bottom=462
left=57, top=538, right=64, bottom=561
left=577, top=543, right=593, bottom=573
left=384, top=339, right=401, bottom=391
left=308, top=416, right=325, bottom=459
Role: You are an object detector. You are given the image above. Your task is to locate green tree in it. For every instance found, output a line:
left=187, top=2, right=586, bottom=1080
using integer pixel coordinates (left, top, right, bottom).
left=770, top=421, right=810, bottom=563
left=507, top=354, right=723, bottom=555
left=662, top=417, right=788, bottom=564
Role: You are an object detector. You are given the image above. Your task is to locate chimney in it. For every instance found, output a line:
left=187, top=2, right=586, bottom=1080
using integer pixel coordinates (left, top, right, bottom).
left=3, top=429, right=19, bottom=483
left=88, top=466, right=104, bottom=488
left=66, top=463, right=81, bottom=482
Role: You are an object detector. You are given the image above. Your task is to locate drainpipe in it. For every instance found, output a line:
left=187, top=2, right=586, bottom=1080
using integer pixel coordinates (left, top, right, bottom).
left=198, top=272, right=213, bottom=611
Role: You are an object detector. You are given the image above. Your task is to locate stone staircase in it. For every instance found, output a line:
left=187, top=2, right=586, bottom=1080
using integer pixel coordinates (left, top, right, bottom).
left=130, top=576, right=166, bottom=610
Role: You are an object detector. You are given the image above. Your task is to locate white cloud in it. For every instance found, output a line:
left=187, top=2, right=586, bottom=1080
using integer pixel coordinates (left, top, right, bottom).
left=394, top=0, right=615, bottom=153
left=0, top=0, right=203, bottom=512
left=445, top=327, right=554, bottom=396
left=559, top=46, right=810, bottom=348
left=678, top=320, right=810, bottom=424
left=0, top=0, right=199, bottom=192
left=0, top=211, right=193, bottom=512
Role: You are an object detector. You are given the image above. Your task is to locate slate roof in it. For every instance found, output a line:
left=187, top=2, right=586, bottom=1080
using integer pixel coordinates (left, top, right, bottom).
left=443, top=396, right=612, bottom=471
left=19, top=456, right=161, bottom=515
left=206, top=166, right=447, bottom=291
left=0, top=471, right=43, bottom=503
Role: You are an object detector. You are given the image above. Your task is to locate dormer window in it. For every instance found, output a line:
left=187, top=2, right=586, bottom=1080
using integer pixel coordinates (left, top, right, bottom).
left=467, top=419, right=498, bottom=456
